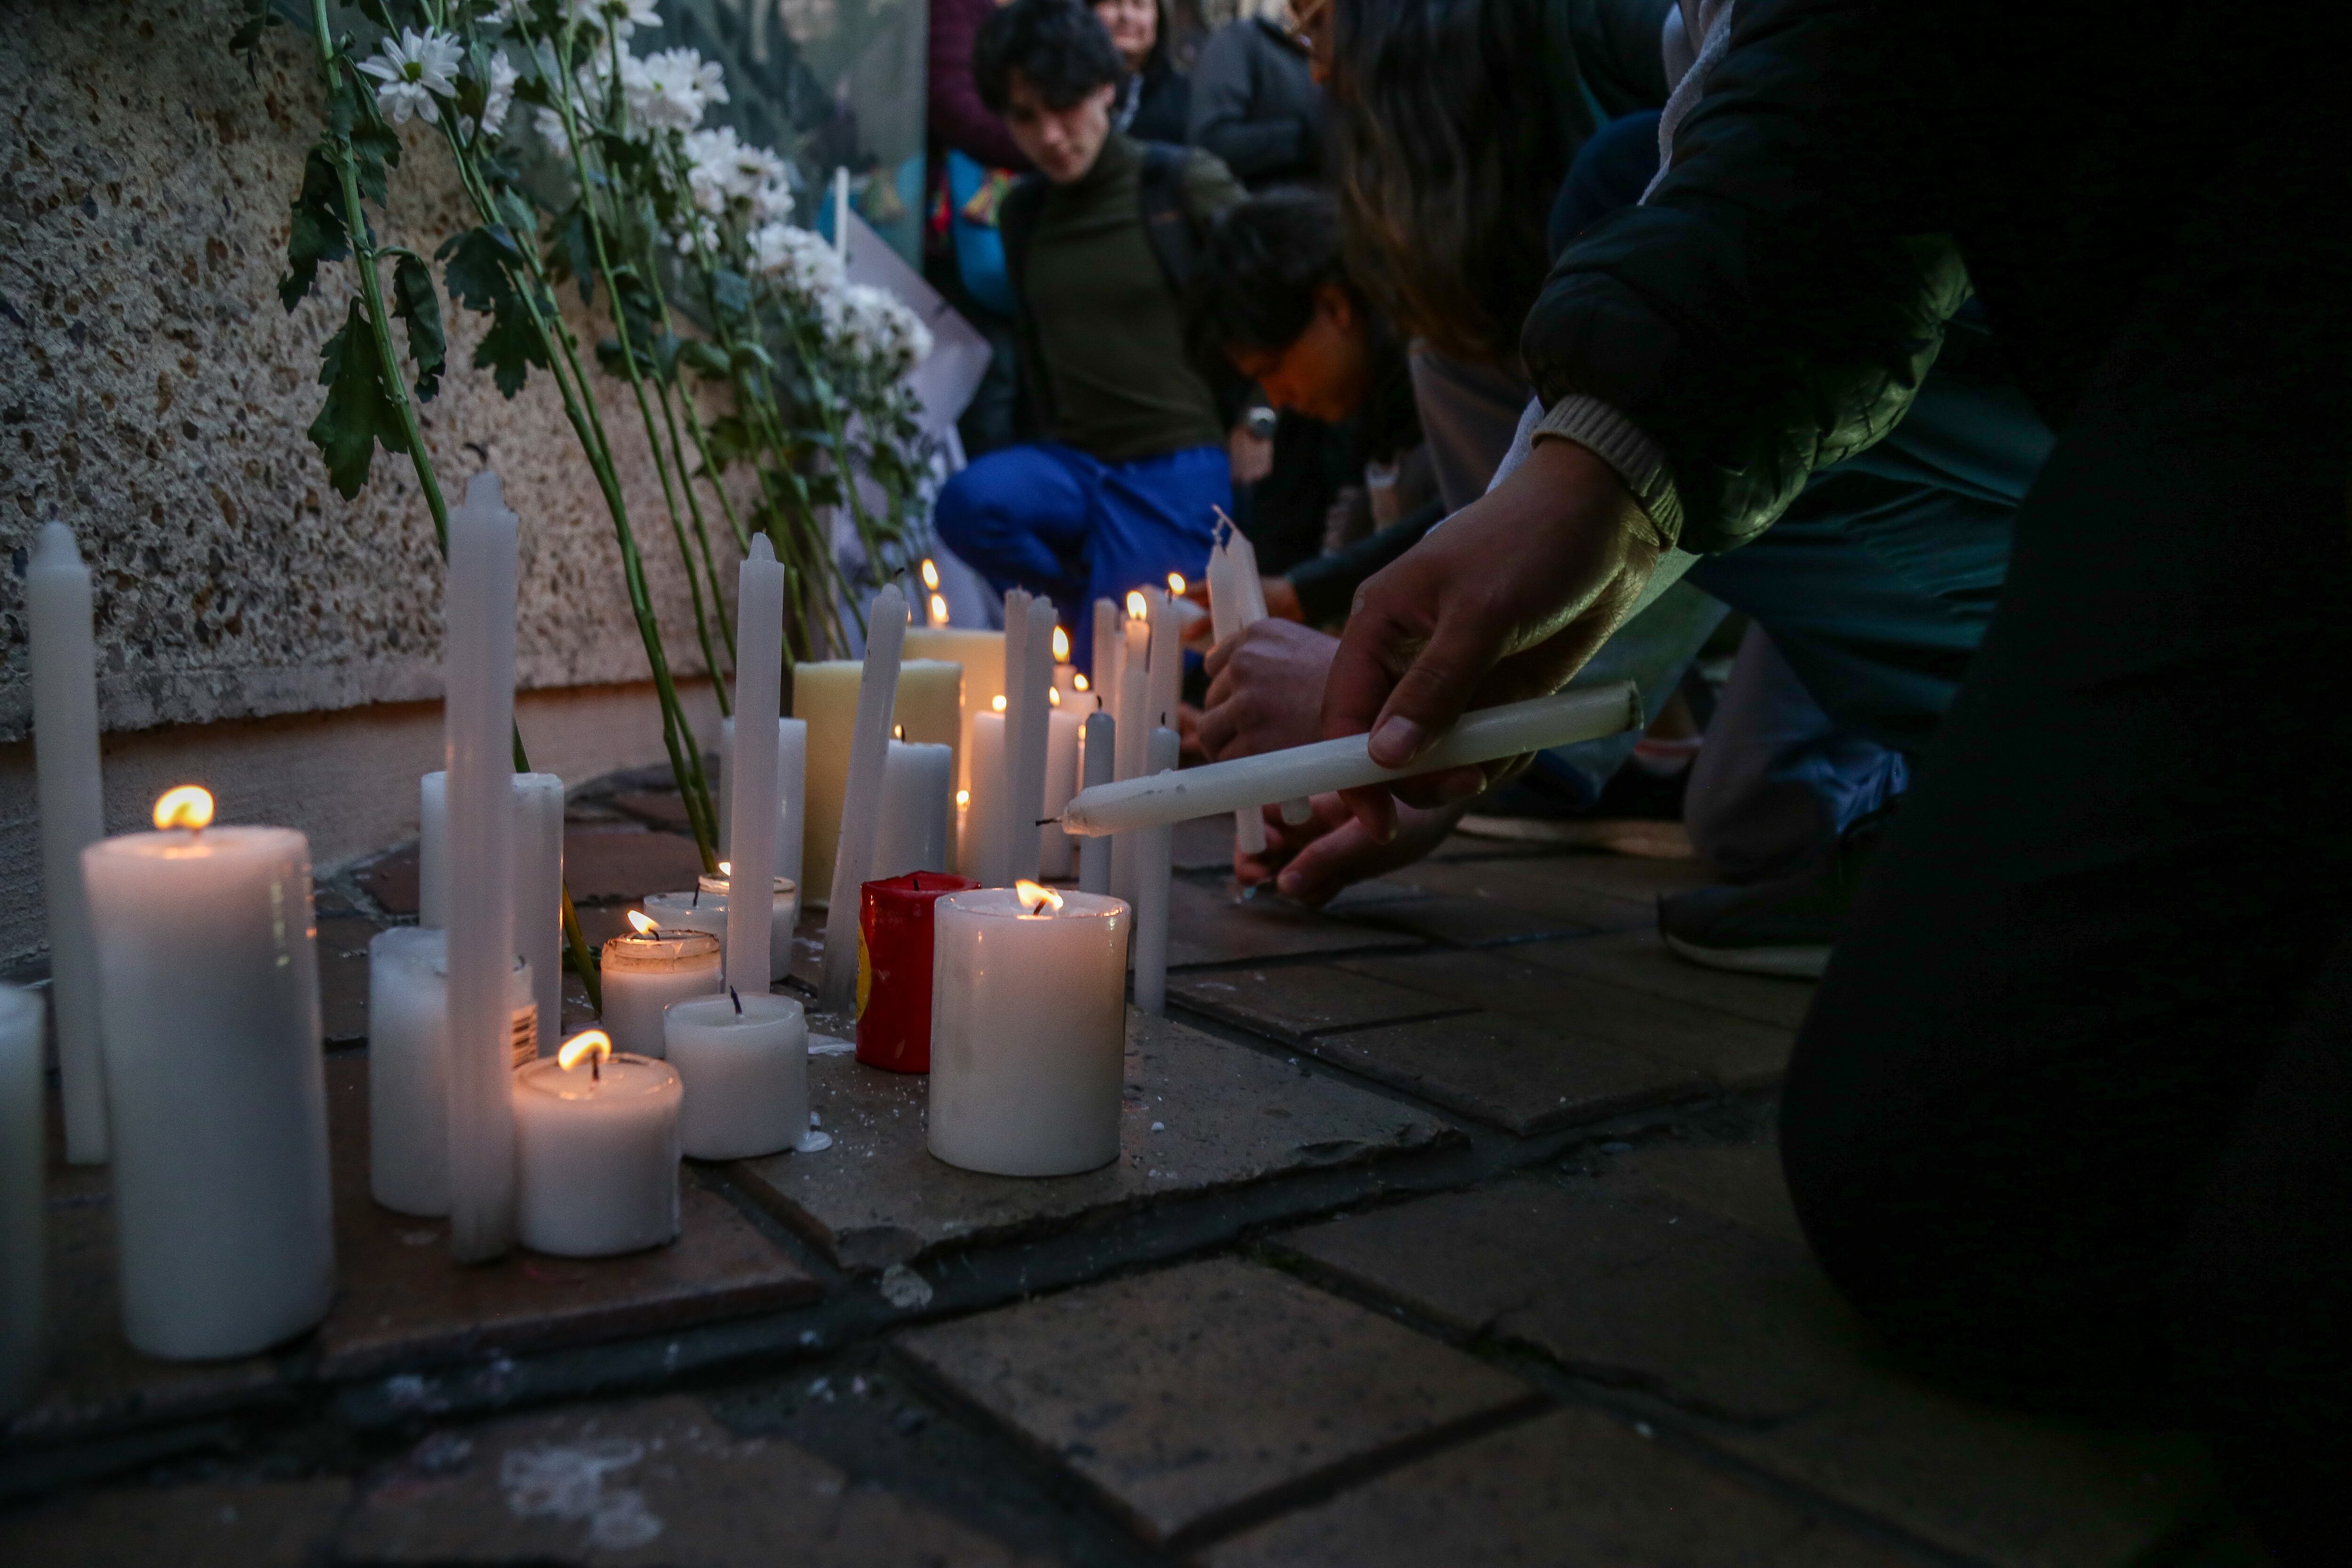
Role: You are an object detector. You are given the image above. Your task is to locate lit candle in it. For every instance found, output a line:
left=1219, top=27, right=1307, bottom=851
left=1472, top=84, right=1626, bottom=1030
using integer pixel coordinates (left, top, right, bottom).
left=928, top=883, right=1129, bottom=1176
left=1204, top=519, right=1279, bottom=851
left=1077, top=709, right=1114, bottom=896
left=902, top=625, right=1005, bottom=797
left=1038, top=690, right=1083, bottom=879
left=1007, top=595, right=1057, bottom=885
left=665, top=992, right=810, bottom=1160
left=514, top=1030, right=682, bottom=1257
left=855, top=871, right=977, bottom=1072
left=646, top=869, right=799, bottom=983
left=1050, top=624, right=1081, bottom=698
left=1111, top=593, right=1152, bottom=906
left=793, top=657, right=959, bottom=907
left=27, top=522, right=108, bottom=1165
left=819, top=584, right=908, bottom=1013
left=1062, top=682, right=1646, bottom=836
left=1, top=983, right=43, bottom=1413
left=598, top=913, right=722, bottom=1058
left=873, top=737, right=955, bottom=879
left=964, top=699, right=1008, bottom=890
left=719, top=716, right=808, bottom=894
left=366, top=928, right=537, bottom=1218
left=419, top=769, right=564, bottom=1061
left=81, top=787, right=334, bottom=1360
left=1132, top=726, right=1180, bottom=1015
left=1144, top=585, right=1180, bottom=746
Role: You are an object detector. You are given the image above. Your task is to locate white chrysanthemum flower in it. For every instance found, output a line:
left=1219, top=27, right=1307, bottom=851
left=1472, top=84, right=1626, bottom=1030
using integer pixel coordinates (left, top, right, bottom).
left=683, top=126, right=785, bottom=218
left=626, top=47, right=717, bottom=134
left=749, top=222, right=845, bottom=302
left=358, top=27, right=463, bottom=126
left=461, top=51, right=522, bottom=140
left=842, top=283, right=933, bottom=373
left=751, top=175, right=795, bottom=223
left=532, top=104, right=570, bottom=151
left=673, top=215, right=721, bottom=256
left=490, top=0, right=534, bottom=28
left=570, top=0, right=661, bottom=39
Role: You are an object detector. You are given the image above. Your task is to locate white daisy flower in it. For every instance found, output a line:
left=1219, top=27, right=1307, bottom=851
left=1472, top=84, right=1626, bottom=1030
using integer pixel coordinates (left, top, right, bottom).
left=358, top=27, right=463, bottom=126
left=842, top=283, right=933, bottom=373
left=571, top=0, right=661, bottom=40
left=626, top=47, right=716, bottom=133
left=751, top=176, right=795, bottom=224
left=461, top=51, right=522, bottom=140
left=749, top=222, right=845, bottom=302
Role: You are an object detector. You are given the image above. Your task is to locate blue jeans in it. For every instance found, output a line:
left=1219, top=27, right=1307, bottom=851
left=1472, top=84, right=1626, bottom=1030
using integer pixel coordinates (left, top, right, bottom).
left=934, top=442, right=1230, bottom=675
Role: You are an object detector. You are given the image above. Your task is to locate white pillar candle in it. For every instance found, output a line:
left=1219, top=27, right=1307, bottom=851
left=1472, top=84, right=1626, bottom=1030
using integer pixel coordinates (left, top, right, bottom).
left=648, top=873, right=799, bottom=983
left=903, top=627, right=1005, bottom=796
left=1131, top=726, right=1180, bottom=1013
left=720, top=718, right=808, bottom=893
left=26, top=522, right=108, bottom=1165
left=599, top=918, right=722, bottom=1058
left=366, top=929, right=537, bottom=1218
left=964, top=706, right=1007, bottom=892
left=1064, top=681, right=1646, bottom=836
left=1077, top=710, right=1114, bottom=896
left=1039, top=697, right=1083, bottom=878
left=441, top=472, right=522, bottom=1264
left=927, top=886, right=1129, bottom=1177
left=420, top=772, right=567, bottom=1050
left=1007, top=596, right=1057, bottom=885
left=819, top=585, right=908, bottom=1012
left=515, top=1032, right=681, bottom=1257
left=874, top=738, right=954, bottom=879
left=794, top=658, right=959, bottom=907
left=729, top=537, right=787, bottom=999
left=1, top=984, right=44, bottom=1414
left=81, top=791, right=333, bottom=1360
left=664, top=993, right=809, bottom=1160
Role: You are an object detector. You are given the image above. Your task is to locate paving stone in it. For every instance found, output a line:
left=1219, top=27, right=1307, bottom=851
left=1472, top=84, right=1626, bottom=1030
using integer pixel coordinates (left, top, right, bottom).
left=316, top=1055, right=819, bottom=1381
left=1173, top=815, right=1242, bottom=872
left=733, top=1011, right=1454, bottom=1272
left=1382, top=856, right=1661, bottom=933
left=1513, top=928, right=1817, bottom=1030
left=339, top=1394, right=1035, bottom=1566
left=0, top=1476, right=352, bottom=1568
left=317, top=911, right=387, bottom=1047
left=1618, top=1140, right=1807, bottom=1248
left=351, top=840, right=421, bottom=916
left=1296, top=1013, right=1709, bottom=1136
left=563, top=827, right=708, bottom=904
left=1165, top=879, right=1422, bottom=968
left=895, top=1258, right=1541, bottom=1547
left=1206, top=1406, right=1908, bottom=1568
left=1333, top=892, right=1594, bottom=947
left=1278, top=1163, right=2216, bottom=1567
left=1168, top=965, right=1470, bottom=1042
left=1337, top=948, right=1795, bottom=1090
left=1453, top=813, right=1698, bottom=860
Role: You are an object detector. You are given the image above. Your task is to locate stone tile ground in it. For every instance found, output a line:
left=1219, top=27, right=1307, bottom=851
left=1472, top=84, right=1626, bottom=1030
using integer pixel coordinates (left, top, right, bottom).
left=0, top=774, right=2252, bottom=1564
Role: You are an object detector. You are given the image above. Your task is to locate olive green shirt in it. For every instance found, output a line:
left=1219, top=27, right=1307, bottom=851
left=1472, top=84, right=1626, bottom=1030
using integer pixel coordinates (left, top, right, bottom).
left=1022, top=135, right=1243, bottom=462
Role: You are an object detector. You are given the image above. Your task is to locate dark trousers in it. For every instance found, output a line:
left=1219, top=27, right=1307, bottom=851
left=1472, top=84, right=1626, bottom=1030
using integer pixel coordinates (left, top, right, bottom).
left=1780, top=139, right=2352, bottom=1556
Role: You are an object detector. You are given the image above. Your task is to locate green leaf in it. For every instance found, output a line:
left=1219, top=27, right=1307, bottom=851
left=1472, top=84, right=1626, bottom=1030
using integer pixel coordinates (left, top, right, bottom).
left=390, top=253, right=446, bottom=401
left=652, top=330, right=683, bottom=381
left=710, top=268, right=752, bottom=317
left=548, top=207, right=596, bottom=305
left=437, top=226, right=548, bottom=398
left=280, top=146, right=350, bottom=311
left=310, top=299, right=407, bottom=499
left=676, top=339, right=732, bottom=380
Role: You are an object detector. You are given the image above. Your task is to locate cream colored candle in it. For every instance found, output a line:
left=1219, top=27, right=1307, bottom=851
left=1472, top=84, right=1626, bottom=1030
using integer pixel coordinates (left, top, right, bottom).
left=794, top=658, right=960, bottom=907
left=903, top=626, right=1004, bottom=793
left=598, top=917, right=722, bottom=1058
left=0, top=983, right=44, bottom=1413
left=927, top=885, right=1128, bottom=1177
left=515, top=1031, right=681, bottom=1257
left=665, top=993, right=809, bottom=1159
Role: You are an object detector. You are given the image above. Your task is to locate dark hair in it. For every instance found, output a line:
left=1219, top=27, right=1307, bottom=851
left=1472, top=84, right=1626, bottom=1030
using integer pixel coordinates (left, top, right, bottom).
left=975, top=0, right=1127, bottom=115
left=1328, top=0, right=1594, bottom=366
left=1187, top=190, right=1356, bottom=364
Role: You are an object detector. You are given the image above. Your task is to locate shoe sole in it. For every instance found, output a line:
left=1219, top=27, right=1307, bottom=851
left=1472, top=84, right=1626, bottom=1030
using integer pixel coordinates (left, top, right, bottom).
left=1661, top=932, right=1830, bottom=980
left=1455, top=814, right=1694, bottom=860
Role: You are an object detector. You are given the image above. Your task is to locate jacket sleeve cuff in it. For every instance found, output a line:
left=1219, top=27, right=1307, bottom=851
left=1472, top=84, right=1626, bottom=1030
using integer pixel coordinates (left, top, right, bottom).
left=1532, top=395, right=1684, bottom=549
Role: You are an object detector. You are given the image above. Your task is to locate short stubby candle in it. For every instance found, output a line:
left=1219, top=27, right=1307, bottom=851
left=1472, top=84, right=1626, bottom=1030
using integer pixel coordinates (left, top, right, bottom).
left=598, top=916, right=722, bottom=1059
left=665, top=993, right=810, bottom=1159
left=648, top=870, right=797, bottom=983
left=927, top=884, right=1129, bottom=1177
left=366, top=929, right=537, bottom=1218
left=857, top=872, right=979, bottom=1073
left=515, top=1031, right=682, bottom=1257
left=79, top=788, right=334, bottom=1360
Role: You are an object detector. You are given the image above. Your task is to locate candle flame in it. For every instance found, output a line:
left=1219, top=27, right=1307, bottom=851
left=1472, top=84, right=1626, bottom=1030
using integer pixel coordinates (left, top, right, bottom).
left=1168, top=572, right=1186, bottom=596
left=1126, top=590, right=1148, bottom=621
left=920, top=557, right=941, bottom=590
left=1015, top=880, right=1064, bottom=915
left=929, top=593, right=950, bottom=626
left=1073, top=672, right=1089, bottom=692
left=153, top=785, right=215, bottom=833
left=557, top=1028, right=613, bottom=1072
left=1048, top=686, right=1062, bottom=708
left=1051, top=625, right=1071, bottom=662
left=717, top=860, right=732, bottom=876
left=991, top=694, right=1007, bottom=712
left=894, top=724, right=905, bottom=740
left=956, top=788, right=970, bottom=809
left=626, top=908, right=660, bottom=936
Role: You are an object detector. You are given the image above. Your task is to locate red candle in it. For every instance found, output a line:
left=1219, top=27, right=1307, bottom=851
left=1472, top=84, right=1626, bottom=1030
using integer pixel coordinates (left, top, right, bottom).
left=857, top=871, right=980, bottom=1072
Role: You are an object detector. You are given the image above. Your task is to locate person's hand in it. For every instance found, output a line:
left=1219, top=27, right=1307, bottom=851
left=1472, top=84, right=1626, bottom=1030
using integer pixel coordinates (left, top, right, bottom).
left=1199, top=619, right=1337, bottom=761
left=1262, top=576, right=1303, bottom=622
left=1234, top=791, right=1469, bottom=905
left=1323, top=438, right=1663, bottom=841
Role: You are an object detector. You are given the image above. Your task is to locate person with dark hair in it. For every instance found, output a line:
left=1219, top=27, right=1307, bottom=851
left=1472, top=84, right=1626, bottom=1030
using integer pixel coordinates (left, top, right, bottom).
left=1188, top=0, right=1323, bottom=192
left=935, top=0, right=1244, bottom=666
left=1093, top=0, right=1191, bottom=143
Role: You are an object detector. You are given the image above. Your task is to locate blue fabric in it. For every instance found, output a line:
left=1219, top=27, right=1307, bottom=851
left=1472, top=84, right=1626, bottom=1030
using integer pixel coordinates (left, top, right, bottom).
left=946, top=150, right=1018, bottom=319
left=933, top=441, right=1231, bottom=674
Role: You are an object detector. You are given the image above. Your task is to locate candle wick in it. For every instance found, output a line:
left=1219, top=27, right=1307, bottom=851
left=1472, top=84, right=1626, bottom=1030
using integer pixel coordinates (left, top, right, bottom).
left=730, top=985, right=742, bottom=1015
left=592, top=1053, right=602, bottom=1082
left=1035, top=817, right=1059, bottom=827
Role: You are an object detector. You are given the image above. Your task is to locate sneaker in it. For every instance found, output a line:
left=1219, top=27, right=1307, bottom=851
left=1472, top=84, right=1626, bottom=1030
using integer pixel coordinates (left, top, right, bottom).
left=1655, top=805, right=1892, bottom=979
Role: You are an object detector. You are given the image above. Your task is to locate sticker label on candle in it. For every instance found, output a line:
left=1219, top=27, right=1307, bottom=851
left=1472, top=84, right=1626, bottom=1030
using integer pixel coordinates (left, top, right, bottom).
left=511, top=1004, right=539, bottom=1069
left=856, top=930, right=872, bottom=1018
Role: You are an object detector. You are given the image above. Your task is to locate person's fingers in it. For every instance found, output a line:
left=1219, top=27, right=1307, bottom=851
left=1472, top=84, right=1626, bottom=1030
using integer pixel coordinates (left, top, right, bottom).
left=1203, top=632, right=1239, bottom=684
left=1365, top=596, right=1511, bottom=767
left=1274, top=816, right=1382, bottom=907
left=1196, top=697, right=1239, bottom=760
left=1388, top=764, right=1490, bottom=811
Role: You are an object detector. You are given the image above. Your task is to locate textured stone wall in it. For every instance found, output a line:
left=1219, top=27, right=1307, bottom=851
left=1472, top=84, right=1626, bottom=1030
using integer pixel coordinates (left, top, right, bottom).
left=0, top=0, right=750, bottom=742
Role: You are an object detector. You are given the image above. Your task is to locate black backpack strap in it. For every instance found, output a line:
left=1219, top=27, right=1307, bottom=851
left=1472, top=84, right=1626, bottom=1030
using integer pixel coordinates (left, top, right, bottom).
left=1136, top=142, right=1200, bottom=297
left=996, top=174, right=1055, bottom=437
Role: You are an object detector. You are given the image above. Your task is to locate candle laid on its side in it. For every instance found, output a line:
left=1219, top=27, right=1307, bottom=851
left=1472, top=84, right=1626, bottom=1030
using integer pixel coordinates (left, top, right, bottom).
left=367, top=929, right=536, bottom=1218
left=665, top=992, right=810, bottom=1160
left=1131, top=726, right=1180, bottom=1015
left=420, top=769, right=564, bottom=1061
left=515, top=1030, right=681, bottom=1257
left=927, top=883, right=1128, bottom=1177
left=82, top=788, right=334, bottom=1361
left=873, top=737, right=954, bottom=880
left=856, top=871, right=978, bottom=1073
left=0, top=984, right=44, bottom=1415
left=599, top=914, right=722, bottom=1058
left=26, top=523, right=108, bottom=1166
left=1062, top=682, right=1645, bottom=837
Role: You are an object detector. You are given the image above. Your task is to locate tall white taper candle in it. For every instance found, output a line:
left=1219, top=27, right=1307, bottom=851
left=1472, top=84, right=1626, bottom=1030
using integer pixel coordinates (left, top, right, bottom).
left=993, top=589, right=1031, bottom=887
left=818, top=583, right=906, bottom=1011
left=421, top=770, right=563, bottom=1057
left=1008, top=596, right=1057, bottom=883
left=729, top=536, right=786, bottom=999
left=1132, top=726, right=1179, bottom=1014
left=26, top=523, right=108, bottom=1164
left=1078, top=710, right=1114, bottom=895
left=0, top=984, right=43, bottom=1413
left=443, top=472, right=521, bottom=1262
